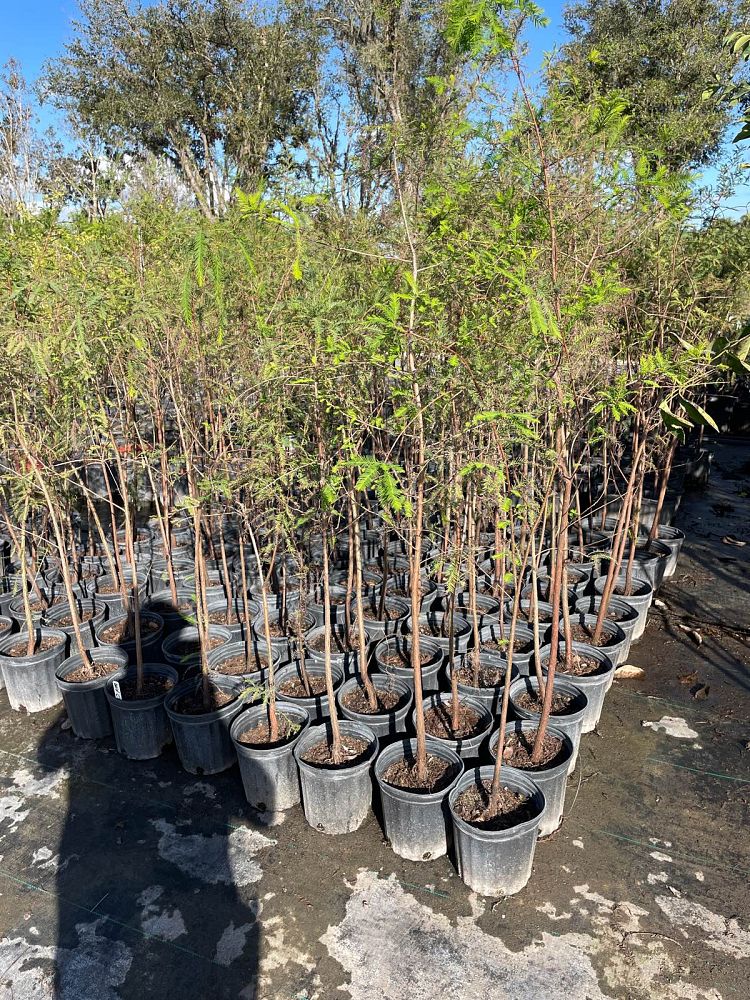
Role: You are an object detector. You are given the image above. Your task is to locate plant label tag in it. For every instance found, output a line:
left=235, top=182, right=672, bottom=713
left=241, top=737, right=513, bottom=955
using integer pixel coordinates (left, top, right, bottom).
left=112, top=680, right=122, bottom=700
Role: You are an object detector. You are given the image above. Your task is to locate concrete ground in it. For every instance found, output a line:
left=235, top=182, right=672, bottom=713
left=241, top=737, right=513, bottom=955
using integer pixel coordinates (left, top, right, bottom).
left=0, top=439, right=748, bottom=1000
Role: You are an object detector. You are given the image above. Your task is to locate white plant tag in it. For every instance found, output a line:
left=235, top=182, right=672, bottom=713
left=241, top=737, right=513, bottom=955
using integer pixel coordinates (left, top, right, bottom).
left=112, top=680, right=122, bottom=700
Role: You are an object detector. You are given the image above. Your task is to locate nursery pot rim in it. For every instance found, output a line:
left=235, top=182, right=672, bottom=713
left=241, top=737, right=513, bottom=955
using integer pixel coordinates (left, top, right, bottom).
left=230, top=701, right=310, bottom=756
left=374, top=737, right=464, bottom=804
left=0, top=627, right=67, bottom=665
left=164, top=674, right=243, bottom=724
left=293, top=718, right=379, bottom=777
left=55, top=645, right=129, bottom=690
left=105, top=662, right=179, bottom=710
left=448, top=764, right=546, bottom=842
left=488, top=718, right=574, bottom=777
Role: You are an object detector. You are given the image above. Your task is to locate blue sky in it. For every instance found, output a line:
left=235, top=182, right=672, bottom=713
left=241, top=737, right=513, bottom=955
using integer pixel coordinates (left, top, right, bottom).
left=1, top=0, right=747, bottom=213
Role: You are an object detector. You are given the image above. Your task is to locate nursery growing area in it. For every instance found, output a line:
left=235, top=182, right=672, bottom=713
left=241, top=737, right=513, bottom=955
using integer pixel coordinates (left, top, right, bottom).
left=1, top=0, right=750, bottom=994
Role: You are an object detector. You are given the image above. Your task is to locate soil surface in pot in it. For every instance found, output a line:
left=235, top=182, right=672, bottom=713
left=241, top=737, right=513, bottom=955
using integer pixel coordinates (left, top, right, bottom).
left=362, top=604, right=405, bottom=622
left=207, top=610, right=237, bottom=625
left=418, top=621, right=460, bottom=639
left=455, top=662, right=509, bottom=689
left=307, top=630, right=359, bottom=654
left=480, top=636, right=533, bottom=656
left=453, top=779, right=536, bottom=831
left=236, top=713, right=300, bottom=749
left=51, top=608, right=96, bottom=625
left=99, top=618, right=160, bottom=644
left=548, top=652, right=607, bottom=677
left=382, top=753, right=455, bottom=793
left=118, top=675, right=174, bottom=700
left=515, top=690, right=578, bottom=716
left=300, top=734, right=370, bottom=768
left=173, top=684, right=237, bottom=715
left=3, top=635, right=64, bottom=657
left=380, top=648, right=434, bottom=667
left=569, top=623, right=618, bottom=647
left=279, top=675, right=327, bottom=698
left=65, top=660, right=122, bottom=683
left=500, top=729, right=566, bottom=770
left=171, top=636, right=226, bottom=657
left=213, top=654, right=270, bottom=676
left=341, top=685, right=403, bottom=714
left=424, top=702, right=483, bottom=739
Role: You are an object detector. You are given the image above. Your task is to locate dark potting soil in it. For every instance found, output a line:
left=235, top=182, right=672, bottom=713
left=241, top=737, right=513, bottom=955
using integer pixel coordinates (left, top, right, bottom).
left=341, top=684, right=403, bottom=714
left=551, top=652, right=606, bottom=677
left=99, top=618, right=160, bottom=644
left=455, top=663, right=508, bottom=689
left=424, top=702, right=483, bottom=740
left=207, top=610, right=235, bottom=625
left=4, top=635, right=64, bottom=657
left=118, top=675, right=174, bottom=700
left=363, top=604, right=405, bottom=622
left=613, top=583, right=645, bottom=598
left=213, top=654, right=270, bottom=676
left=279, top=675, right=327, bottom=698
left=418, top=622, right=454, bottom=639
left=54, top=609, right=96, bottom=626
left=171, top=635, right=225, bottom=657
left=301, top=734, right=371, bottom=768
left=525, top=609, right=554, bottom=623
left=380, top=649, right=434, bottom=668
left=173, top=685, right=237, bottom=715
left=501, top=728, right=566, bottom=770
left=515, top=690, right=578, bottom=716
left=65, top=660, right=122, bottom=683
left=95, top=582, right=127, bottom=595
left=481, top=636, right=533, bottom=655
left=307, top=630, right=359, bottom=655
left=569, top=623, right=618, bottom=648
left=453, top=779, right=537, bottom=831
left=382, top=753, right=456, bottom=793
left=236, top=714, right=300, bottom=749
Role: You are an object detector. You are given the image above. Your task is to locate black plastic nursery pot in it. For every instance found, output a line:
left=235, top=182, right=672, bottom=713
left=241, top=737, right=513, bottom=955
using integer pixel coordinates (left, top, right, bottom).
left=306, top=586, right=351, bottom=627
left=7, top=593, right=48, bottom=629
left=105, top=663, right=179, bottom=760
left=573, top=595, right=639, bottom=646
left=628, top=541, right=671, bottom=591
left=415, top=691, right=494, bottom=761
left=275, top=660, right=344, bottom=723
left=294, top=719, right=379, bottom=835
left=164, top=674, right=245, bottom=774
left=144, top=588, right=196, bottom=634
left=89, top=570, right=148, bottom=615
left=0, top=615, right=12, bottom=641
left=373, top=634, right=444, bottom=694
left=43, top=598, right=107, bottom=651
left=336, top=674, right=413, bottom=739
left=161, top=624, right=232, bottom=677
left=55, top=646, right=129, bottom=739
left=477, top=622, right=536, bottom=677
left=450, top=592, right=501, bottom=628
left=447, top=652, right=519, bottom=715
left=509, top=675, right=588, bottom=770
left=207, top=639, right=280, bottom=682
left=653, top=525, right=685, bottom=578
left=230, top=702, right=310, bottom=812
left=405, top=610, right=472, bottom=656
left=304, top=624, right=372, bottom=679
left=563, top=611, right=630, bottom=666
left=384, top=573, right=440, bottom=611
left=374, top=738, right=463, bottom=861
left=352, top=595, right=410, bottom=641
left=593, top=572, right=652, bottom=640
left=537, top=642, right=615, bottom=734
left=448, top=764, right=545, bottom=896
left=251, top=607, right=315, bottom=665
left=0, top=627, right=68, bottom=712
left=94, top=611, right=165, bottom=665
left=489, top=720, right=573, bottom=837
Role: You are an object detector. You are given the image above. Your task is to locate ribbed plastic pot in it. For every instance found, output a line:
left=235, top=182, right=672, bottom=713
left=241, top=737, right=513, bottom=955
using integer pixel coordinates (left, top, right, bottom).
left=478, top=623, right=536, bottom=677
left=251, top=608, right=315, bottom=664
left=593, top=573, right=652, bottom=640
left=294, top=720, right=378, bottom=835
left=105, top=663, right=179, bottom=759
left=373, top=635, right=444, bottom=694
left=304, top=624, right=372, bottom=679
left=489, top=720, right=573, bottom=837
left=449, top=765, right=545, bottom=896
left=0, top=627, right=68, bottom=712
left=538, top=641, right=614, bottom=733
left=275, top=660, right=344, bottom=722
left=573, top=596, right=639, bottom=646
left=306, top=586, right=351, bottom=627
left=164, top=674, right=244, bottom=774
left=0, top=615, right=12, bottom=641
left=516, top=599, right=557, bottom=633
left=94, top=611, right=165, bottom=665
left=7, top=594, right=47, bottom=629
left=352, top=596, right=410, bottom=640
left=43, top=598, right=107, bottom=651
left=161, top=624, right=232, bottom=677
left=519, top=582, right=578, bottom=610
left=384, top=574, right=440, bottom=611
left=414, top=691, right=493, bottom=760
left=89, top=571, right=148, bottom=615
left=654, top=525, right=685, bottom=578
left=447, top=653, right=519, bottom=714
left=230, top=703, right=310, bottom=811
left=451, top=592, right=501, bottom=627
left=55, top=646, right=129, bottom=739
left=509, top=675, right=588, bottom=770
left=564, top=611, right=630, bottom=666
left=629, top=541, right=671, bottom=591
left=375, top=738, right=463, bottom=861
left=144, top=588, right=196, bottom=634
left=207, top=638, right=279, bottom=680
left=404, top=611, right=472, bottom=656
left=336, top=674, right=413, bottom=738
